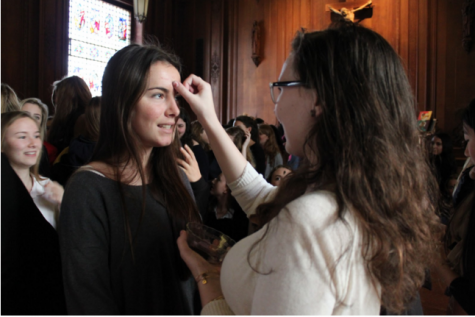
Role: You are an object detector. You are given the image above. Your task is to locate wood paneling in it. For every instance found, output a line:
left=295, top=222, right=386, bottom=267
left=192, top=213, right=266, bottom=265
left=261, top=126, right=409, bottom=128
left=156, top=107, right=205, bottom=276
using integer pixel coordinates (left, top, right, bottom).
left=2, top=0, right=474, bottom=136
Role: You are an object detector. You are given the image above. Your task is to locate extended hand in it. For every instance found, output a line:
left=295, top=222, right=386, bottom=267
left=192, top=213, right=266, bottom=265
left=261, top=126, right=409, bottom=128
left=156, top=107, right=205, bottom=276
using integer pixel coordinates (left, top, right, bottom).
left=177, top=144, right=202, bottom=183
left=43, top=181, right=64, bottom=206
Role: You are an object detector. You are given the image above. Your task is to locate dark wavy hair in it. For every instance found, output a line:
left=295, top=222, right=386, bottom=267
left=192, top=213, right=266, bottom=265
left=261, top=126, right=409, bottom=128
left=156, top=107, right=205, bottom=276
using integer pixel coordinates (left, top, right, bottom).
left=178, top=106, right=194, bottom=148
left=48, top=76, right=91, bottom=152
left=252, top=23, right=439, bottom=313
left=235, top=115, right=259, bottom=142
left=258, top=124, right=281, bottom=166
left=91, top=44, right=200, bottom=271
left=431, top=133, right=456, bottom=197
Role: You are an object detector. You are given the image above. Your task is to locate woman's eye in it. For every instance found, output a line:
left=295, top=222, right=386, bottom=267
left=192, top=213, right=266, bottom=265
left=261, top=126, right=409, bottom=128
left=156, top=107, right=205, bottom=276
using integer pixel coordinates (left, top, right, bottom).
left=175, top=95, right=182, bottom=102
left=153, top=93, right=164, bottom=99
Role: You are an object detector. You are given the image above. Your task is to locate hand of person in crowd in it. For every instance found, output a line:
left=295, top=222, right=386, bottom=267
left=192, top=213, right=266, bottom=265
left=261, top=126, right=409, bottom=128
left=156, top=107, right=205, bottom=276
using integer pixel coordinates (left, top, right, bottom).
left=43, top=180, right=64, bottom=206
left=242, top=130, right=251, bottom=158
left=243, top=130, right=251, bottom=148
left=173, top=76, right=216, bottom=123
left=177, top=144, right=202, bottom=183
left=177, top=230, right=224, bottom=307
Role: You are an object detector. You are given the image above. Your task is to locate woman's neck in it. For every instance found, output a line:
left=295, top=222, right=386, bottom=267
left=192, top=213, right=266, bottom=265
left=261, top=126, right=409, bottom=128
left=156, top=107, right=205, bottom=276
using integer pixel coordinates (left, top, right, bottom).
left=12, top=166, right=33, bottom=192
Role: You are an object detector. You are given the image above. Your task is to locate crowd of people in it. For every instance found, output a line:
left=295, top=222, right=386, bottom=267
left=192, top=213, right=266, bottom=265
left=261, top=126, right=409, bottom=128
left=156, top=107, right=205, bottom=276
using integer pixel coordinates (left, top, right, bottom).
left=1, top=21, right=474, bottom=315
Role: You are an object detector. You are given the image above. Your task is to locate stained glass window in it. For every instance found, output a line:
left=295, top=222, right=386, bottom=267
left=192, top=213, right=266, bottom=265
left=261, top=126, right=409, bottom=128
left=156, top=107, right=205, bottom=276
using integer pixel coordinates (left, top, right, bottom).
left=68, top=0, right=132, bottom=96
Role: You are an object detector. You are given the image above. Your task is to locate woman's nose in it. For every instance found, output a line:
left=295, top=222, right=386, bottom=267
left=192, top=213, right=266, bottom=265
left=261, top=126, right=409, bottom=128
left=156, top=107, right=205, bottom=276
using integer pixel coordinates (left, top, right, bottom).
left=167, top=97, right=180, bottom=117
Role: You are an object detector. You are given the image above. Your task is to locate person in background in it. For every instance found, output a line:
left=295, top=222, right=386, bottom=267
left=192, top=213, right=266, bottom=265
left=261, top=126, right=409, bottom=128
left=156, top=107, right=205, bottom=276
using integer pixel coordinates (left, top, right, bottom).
left=191, top=120, right=210, bottom=152
left=178, top=106, right=209, bottom=181
left=1, top=112, right=66, bottom=314
left=21, top=98, right=52, bottom=177
left=433, top=99, right=475, bottom=315
left=58, top=44, right=201, bottom=315
left=226, top=126, right=255, bottom=168
left=51, top=97, right=101, bottom=186
left=1, top=83, right=21, bottom=113
left=234, top=115, right=266, bottom=176
left=174, top=22, right=439, bottom=314
left=2, top=111, right=64, bottom=228
left=258, top=124, right=284, bottom=178
left=177, top=107, right=210, bottom=218
left=204, top=172, right=249, bottom=242
left=430, top=132, right=457, bottom=224
left=266, top=165, right=292, bottom=186
left=47, top=76, right=91, bottom=154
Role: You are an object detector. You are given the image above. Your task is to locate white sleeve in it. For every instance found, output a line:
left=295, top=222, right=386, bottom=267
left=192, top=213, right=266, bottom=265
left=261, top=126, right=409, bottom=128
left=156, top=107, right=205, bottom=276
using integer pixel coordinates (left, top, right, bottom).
left=227, top=162, right=278, bottom=217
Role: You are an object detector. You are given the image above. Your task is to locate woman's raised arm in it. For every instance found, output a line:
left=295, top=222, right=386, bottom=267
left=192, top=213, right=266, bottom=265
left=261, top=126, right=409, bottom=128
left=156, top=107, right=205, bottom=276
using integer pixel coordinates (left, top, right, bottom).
left=173, top=76, right=247, bottom=183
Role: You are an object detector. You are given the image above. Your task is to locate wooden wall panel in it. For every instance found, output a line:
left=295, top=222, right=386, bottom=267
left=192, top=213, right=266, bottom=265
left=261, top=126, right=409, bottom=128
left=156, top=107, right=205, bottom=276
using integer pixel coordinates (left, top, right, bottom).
left=2, top=0, right=473, bottom=136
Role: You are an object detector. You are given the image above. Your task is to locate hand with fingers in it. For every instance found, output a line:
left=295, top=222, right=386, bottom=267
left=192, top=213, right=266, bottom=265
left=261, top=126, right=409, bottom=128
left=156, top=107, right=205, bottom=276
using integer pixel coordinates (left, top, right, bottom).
left=242, top=131, right=251, bottom=158
left=177, top=230, right=224, bottom=306
left=177, top=144, right=202, bottom=183
left=172, top=75, right=216, bottom=123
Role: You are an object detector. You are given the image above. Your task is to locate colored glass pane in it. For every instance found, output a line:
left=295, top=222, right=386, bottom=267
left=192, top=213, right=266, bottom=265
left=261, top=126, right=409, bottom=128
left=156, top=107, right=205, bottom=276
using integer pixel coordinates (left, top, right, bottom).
left=68, top=0, right=131, bottom=97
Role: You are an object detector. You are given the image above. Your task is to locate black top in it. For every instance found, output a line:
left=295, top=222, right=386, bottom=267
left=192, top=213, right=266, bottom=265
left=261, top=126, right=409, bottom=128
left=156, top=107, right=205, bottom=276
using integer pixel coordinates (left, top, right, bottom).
left=250, top=143, right=266, bottom=176
left=59, top=171, right=198, bottom=315
left=448, top=166, right=475, bottom=314
left=51, top=135, right=96, bottom=186
left=1, top=153, right=66, bottom=315
left=192, top=144, right=209, bottom=182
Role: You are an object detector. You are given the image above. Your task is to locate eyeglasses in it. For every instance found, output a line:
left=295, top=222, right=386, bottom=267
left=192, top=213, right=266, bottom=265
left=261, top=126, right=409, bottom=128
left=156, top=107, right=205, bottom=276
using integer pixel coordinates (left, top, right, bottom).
left=269, top=81, right=304, bottom=104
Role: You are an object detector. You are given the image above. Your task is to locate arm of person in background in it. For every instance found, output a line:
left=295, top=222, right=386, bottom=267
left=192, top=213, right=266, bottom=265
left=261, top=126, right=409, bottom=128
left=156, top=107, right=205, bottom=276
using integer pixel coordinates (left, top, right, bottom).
left=242, top=130, right=251, bottom=160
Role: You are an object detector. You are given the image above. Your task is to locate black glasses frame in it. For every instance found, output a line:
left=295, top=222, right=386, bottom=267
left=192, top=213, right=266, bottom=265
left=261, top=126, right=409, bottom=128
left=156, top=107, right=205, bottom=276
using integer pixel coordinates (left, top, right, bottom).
left=269, top=81, right=304, bottom=103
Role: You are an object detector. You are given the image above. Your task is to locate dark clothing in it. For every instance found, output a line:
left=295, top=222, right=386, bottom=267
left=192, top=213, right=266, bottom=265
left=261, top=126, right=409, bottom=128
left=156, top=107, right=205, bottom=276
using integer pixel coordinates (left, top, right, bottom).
left=250, top=143, right=266, bottom=176
left=39, top=144, right=51, bottom=177
left=448, top=166, right=475, bottom=314
left=208, top=151, right=222, bottom=181
left=59, top=171, right=198, bottom=315
left=1, top=154, right=66, bottom=315
left=191, top=177, right=210, bottom=219
left=51, top=135, right=96, bottom=186
left=453, top=166, right=475, bottom=207
left=192, top=144, right=209, bottom=182
left=204, top=197, right=249, bottom=243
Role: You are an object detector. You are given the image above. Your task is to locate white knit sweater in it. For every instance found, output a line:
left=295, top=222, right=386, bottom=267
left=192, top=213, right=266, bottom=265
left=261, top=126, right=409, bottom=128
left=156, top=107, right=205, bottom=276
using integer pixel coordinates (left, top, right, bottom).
left=202, top=163, right=381, bottom=315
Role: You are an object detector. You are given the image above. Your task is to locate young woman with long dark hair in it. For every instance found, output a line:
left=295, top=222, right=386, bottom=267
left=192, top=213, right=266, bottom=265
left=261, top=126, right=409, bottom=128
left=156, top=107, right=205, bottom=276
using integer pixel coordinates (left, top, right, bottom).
left=58, top=44, right=201, bottom=314
left=258, top=124, right=284, bottom=178
left=47, top=76, right=91, bottom=153
left=174, top=22, right=439, bottom=314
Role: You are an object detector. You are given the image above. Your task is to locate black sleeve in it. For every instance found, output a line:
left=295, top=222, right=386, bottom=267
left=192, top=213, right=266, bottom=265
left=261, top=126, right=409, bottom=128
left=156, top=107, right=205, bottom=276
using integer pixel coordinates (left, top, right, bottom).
left=190, top=177, right=210, bottom=219
left=1, top=154, right=66, bottom=315
left=449, top=277, right=475, bottom=314
left=58, top=172, right=120, bottom=315
left=192, top=144, right=210, bottom=182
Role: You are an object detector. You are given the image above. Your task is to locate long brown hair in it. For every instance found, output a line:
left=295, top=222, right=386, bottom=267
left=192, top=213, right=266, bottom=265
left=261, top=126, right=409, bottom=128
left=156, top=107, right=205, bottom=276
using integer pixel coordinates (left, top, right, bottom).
left=191, top=120, right=210, bottom=151
left=1, top=111, right=43, bottom=180
left=83, top=96, right=101, bottom=142
left=226, top=126, right=256, bottom=167
left=91, top=44, right=200, bottom=268
left=1, top=83, right=21, bottom=113
left=253, top=23, right=439, bottom=313
left=258, top=124, right=281, bottom=166
left=47, top=76, right=92, bottom=151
